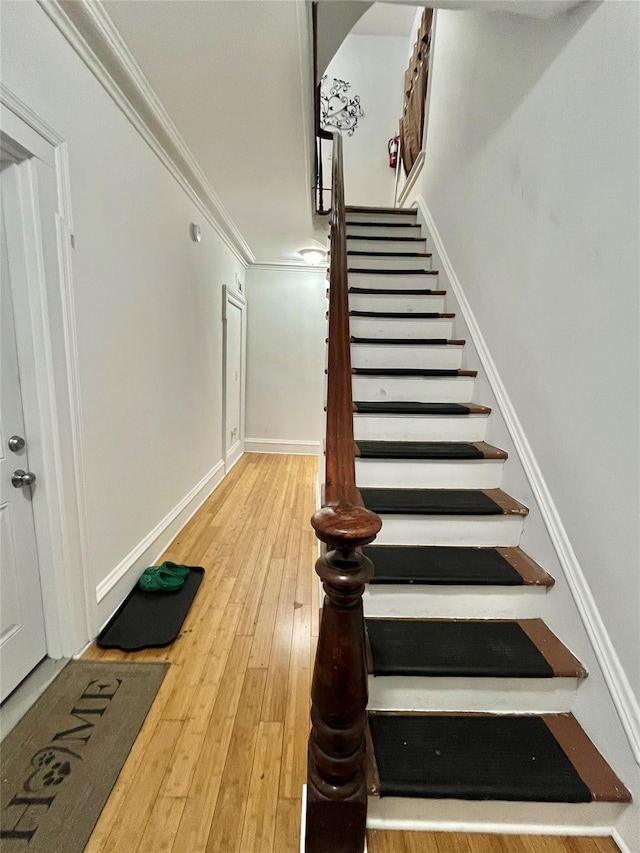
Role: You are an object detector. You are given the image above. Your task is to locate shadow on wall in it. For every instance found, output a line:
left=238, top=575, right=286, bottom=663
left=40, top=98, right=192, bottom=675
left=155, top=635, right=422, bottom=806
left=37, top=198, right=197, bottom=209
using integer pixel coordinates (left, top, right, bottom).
left=439, top=1, right=601, bottom=157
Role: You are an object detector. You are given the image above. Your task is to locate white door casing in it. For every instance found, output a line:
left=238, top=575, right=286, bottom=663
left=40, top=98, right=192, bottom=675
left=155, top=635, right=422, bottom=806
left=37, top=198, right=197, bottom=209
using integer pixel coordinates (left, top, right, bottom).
left=0, top=91, right=93, bottom=658
left=223, top=285, right=246, bottom=472
left=0, top=198, right=48, bottom=700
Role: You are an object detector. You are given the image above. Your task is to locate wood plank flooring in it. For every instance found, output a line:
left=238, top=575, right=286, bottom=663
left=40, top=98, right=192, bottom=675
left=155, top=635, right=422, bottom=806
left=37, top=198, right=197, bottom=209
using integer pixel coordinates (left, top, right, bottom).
left=83, top=453, right=619, bottom=853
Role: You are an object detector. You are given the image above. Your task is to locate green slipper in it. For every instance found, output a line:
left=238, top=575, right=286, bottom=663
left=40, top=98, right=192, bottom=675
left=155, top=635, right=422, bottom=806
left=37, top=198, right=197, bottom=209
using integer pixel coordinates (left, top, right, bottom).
left=141, top=561, right=190, bottom=579
left=138, top=567, right=186, bottom=592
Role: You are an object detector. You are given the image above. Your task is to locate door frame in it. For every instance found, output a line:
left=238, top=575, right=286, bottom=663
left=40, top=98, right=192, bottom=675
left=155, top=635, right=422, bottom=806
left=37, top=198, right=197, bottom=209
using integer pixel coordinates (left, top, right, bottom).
left=222, top=284, right=247, bottom=473
left=1, top=86, right=93, bottom=659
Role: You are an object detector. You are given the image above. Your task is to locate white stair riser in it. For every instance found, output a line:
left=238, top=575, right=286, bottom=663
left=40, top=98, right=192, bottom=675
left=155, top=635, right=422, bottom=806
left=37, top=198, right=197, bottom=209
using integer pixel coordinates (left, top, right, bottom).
left=349, top=294, right=445, bottom=313
left=348, top=255, right=433, bottom=271
left=349, top=273, right=436, bottom=289
left=352, top=345, right=463, bottom=370
left=347, top=225, right=422, bottom=239
left=347, top=238, right=427, bottom=254
left=374, top=514, right=524, bottom=547
left=367, top=798, right=626, bottom=835
left=352, top=375, right=475, bottom=403
left=356, top=458, right=504, bottom=489
left=346, top=213, right=417, bottom=226
left=350, top=318, right=454, bottom=339
left=363, top=584, right=547, bottom=619
left=367, top=675, right=579, bottom=714
left=354, top=414, right=489, bottom=442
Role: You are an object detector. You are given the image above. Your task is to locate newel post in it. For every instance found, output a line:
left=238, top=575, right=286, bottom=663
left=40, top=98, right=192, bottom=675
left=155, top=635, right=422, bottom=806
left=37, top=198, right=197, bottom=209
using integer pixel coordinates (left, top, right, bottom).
left=305, top=501, right=382, bottom=853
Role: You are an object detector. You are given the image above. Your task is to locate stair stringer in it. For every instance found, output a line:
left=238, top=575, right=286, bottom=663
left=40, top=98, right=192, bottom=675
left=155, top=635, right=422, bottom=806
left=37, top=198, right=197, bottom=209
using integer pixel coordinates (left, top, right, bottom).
left=406, top=194, right=639, bottom=851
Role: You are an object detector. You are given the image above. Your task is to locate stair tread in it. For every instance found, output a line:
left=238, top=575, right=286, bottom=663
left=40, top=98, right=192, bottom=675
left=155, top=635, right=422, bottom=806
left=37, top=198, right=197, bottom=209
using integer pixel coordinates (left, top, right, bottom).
left=368, top=713, right=631, bottom=803
left=359, top=487, right=528, bottom=516
left=353, top=401, right=490, bottom=415
left=347, top=222, right=421, bottom=229
left=351, top=338, right=463, bottom=346
left=350, top=311, right=453, bottom=318
left=348, top=251, right=431, bottom=258
left=355, top=440, right=506, bottom=460
left=348, top=268, right=438, bottom=275
left=347, top=235, right=425, bottom=242
left=366, top=617, right=585, bottom=678
left=365, top=545, right=553, bottom=587
left=346, top=206, right=417, bottom=215
left=353, top=368, right=476, bottom=377
left=349, top=288, right=444, bottom=295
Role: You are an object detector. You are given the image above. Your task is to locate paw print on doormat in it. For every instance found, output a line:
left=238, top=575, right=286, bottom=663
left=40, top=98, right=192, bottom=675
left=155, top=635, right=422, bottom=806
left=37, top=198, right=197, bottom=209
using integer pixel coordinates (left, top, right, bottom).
left=25, top=746, right=80, bottom=793
left=41, top=760, right=71, bottom=786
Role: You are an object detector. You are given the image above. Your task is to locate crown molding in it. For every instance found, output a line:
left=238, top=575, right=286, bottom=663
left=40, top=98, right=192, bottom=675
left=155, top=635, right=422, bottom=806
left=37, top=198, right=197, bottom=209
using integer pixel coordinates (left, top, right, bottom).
left=38, top=0, right=255, bottom=267
left=250, top=260, right=328, bottom=273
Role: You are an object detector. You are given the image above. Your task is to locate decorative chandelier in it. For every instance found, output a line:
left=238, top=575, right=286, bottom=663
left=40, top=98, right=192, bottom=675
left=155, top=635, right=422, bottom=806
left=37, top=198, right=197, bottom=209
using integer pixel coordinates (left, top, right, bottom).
left=320, top=76, right=365, bottom=136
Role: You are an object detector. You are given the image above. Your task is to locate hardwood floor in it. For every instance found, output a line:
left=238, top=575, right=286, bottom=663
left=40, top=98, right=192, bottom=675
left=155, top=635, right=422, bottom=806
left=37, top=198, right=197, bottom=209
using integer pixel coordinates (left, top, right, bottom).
left=83, top=453, right=619, bottom=853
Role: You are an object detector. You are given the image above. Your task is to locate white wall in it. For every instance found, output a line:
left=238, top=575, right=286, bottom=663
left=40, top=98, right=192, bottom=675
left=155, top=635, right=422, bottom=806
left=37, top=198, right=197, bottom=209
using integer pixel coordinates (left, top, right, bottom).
left=1, top=1, right=246, bottom=633
left=245, top=266, right=327, bottom=454
left=324, top=34, right=407, bottom=207
left=412, top=0, right=639, bottom=700
left=406, top=5, right=639, bottom=844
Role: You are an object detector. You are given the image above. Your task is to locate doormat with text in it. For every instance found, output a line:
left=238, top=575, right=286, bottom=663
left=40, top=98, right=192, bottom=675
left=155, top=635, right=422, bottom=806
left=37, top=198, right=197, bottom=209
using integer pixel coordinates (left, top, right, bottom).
left=1, top=660, right=169, bottom=852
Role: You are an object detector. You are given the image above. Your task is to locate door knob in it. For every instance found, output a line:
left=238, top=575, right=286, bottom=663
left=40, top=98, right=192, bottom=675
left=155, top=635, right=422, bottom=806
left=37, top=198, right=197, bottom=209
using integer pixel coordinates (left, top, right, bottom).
left=8, top=435, right=25, bottom=452
left=11, top=469, right=36, bottom=488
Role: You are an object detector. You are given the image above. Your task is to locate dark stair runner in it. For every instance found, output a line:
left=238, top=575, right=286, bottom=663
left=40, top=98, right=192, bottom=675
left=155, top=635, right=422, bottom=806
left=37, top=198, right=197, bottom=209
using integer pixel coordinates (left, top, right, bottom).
left=365, top=545, right=523, bottom=585
left=360, top=488, right=505, bottom=515
left=354, top=402, right=475, bottom=415
left=369, top=714, right=591, bottom=802
left=356, top=441, right=485, bottom=459
left=366, top=618, right=553, bottom=677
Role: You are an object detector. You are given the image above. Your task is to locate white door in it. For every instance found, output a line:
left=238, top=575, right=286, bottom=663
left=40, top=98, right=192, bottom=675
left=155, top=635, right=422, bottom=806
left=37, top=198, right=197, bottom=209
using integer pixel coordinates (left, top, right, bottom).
left=223, top=287, right=245, bottom=471
left=0, top=171, right=47, bottom=702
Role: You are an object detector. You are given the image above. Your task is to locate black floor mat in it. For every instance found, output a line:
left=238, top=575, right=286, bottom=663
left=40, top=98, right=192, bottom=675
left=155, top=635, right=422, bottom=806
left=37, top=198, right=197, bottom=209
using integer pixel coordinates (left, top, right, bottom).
left=97, top=568, right=204, bottom=650
left=369, top=714, right=591, bottom=802
left=357, top=441, right=483, bottom=459
left=354, top=402, right=471, bottom=415
left=360, top=488, right=503, bottom=515
left=352, top=338, right=449, bottom=345
left=365, top=546, right=523, bottom=585
left=366, top=619, right=553, bottom=677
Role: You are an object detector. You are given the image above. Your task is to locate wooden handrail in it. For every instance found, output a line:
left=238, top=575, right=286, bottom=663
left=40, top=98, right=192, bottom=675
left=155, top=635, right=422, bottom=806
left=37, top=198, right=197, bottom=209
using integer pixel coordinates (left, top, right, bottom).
left=304, top=131, right=382, bottom=853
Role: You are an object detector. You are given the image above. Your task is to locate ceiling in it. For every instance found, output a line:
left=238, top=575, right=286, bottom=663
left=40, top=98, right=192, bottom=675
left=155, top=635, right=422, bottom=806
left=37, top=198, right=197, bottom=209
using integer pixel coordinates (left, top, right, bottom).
left=351, top=3, right=419, bottom=37
left=102, top=0, right=316, bottom=265
left=100, top=0, right=585, bottom=264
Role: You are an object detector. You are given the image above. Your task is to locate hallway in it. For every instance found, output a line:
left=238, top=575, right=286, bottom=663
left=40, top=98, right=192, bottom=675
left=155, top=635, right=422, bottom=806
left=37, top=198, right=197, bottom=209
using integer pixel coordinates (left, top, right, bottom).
left=83, top=454, right=619, bottom=853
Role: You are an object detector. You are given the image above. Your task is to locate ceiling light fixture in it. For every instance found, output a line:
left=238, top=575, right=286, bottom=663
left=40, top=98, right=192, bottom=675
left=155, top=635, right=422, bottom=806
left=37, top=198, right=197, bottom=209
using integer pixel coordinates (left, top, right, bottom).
left=299, top=247, right=327, bottom=266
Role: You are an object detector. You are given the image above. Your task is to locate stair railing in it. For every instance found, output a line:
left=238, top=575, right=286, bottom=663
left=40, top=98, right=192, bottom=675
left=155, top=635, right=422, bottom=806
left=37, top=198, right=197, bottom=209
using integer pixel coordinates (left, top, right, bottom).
left=304, top=131, right=382, bottom=853
left=313, top=2, right=332, bottom=213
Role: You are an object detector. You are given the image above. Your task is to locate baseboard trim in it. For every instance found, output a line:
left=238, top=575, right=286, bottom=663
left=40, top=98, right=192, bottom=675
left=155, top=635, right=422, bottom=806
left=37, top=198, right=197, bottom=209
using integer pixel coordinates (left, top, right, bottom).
left=95, top=460, right=225, bottom=622
left=416, top=194, right=640, bottom=766
left=245, top=438, right=320, bottom=455
left=225, top=440, right=244, bottom=473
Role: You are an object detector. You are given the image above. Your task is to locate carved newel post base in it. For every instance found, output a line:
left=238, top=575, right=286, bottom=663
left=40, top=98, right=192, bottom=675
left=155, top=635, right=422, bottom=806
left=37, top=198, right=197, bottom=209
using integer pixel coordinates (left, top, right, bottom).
left=305, top=502, right=381, bottom=853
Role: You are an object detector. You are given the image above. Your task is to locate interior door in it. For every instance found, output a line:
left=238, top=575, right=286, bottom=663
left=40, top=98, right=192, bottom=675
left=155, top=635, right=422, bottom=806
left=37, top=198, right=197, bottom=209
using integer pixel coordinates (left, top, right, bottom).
left=0, top=172, right=47, bottom=702
left=223, top=288, right=245, bottom=470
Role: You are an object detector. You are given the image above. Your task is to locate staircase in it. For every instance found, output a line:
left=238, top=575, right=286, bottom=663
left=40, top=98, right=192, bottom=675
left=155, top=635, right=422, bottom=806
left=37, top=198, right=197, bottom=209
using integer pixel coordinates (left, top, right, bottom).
left=342, top=205, right=631, bottom=836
